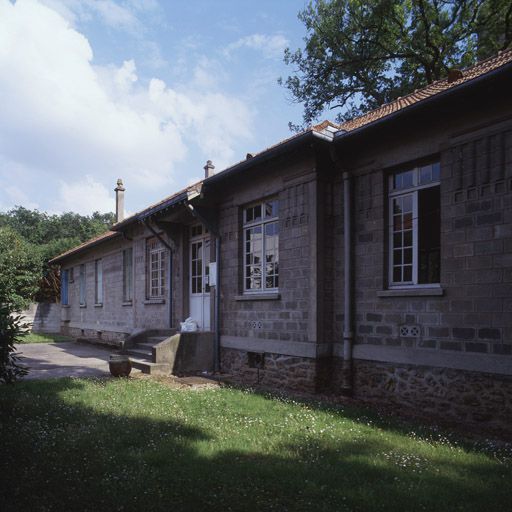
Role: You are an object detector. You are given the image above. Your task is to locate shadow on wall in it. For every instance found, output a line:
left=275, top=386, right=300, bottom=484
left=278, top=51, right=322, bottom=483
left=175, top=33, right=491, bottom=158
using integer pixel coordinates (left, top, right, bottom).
left=19, top=302, right=60, bottom=333
left=1, top=378, right=511, bottom=512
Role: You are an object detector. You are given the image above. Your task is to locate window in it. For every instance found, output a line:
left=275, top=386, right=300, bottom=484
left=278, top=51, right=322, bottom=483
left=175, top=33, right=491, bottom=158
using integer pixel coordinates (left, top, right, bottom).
left=389, top=162, right=440, bottom=287
left=61, top=269, right=69, bottom=305
left=94, top=259, right=103, bottom=304
left=243, top=199, right=279, bottom=292
left=147, top=238, right=166, bottom=298
left=69, top=267, right=74, bottom=283
left=123, top=248, right=133, bottom=302
left=79, top=264, right=86, bottom=305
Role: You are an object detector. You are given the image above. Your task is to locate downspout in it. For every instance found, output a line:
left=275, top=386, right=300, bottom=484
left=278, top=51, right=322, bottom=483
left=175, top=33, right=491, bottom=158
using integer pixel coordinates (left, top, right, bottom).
left=342, top=171, right=353, bottom=396
left=214, top=235, right=221, bottom=373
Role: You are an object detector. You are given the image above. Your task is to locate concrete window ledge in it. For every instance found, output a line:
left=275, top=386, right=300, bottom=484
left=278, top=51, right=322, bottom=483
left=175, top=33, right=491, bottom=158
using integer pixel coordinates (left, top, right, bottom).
left=377, top=287, right=444, bottom=298
left=122, top=301, right=133, bottom=307
left=144, top=299, right=165, bottom=305
left=94, top=303, right=103, bottom=308
left=234, top=293, right=281, bottom=301
left=62, top=305, right=71, bottom=309
left=79, top=304, right=87, bottom=308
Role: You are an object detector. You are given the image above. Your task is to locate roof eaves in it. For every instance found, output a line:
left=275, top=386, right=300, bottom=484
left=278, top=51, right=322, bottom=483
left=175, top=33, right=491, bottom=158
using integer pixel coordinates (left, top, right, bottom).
left=334, top=55, right=512, bottom=142
left=49, top=231, right=121, bottom=265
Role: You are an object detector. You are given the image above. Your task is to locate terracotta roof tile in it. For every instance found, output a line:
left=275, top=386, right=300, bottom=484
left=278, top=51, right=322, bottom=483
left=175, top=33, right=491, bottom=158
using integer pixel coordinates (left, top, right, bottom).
left=49, top=230, right=120, bottom=263
left=339, top=49, right=512, bottom=132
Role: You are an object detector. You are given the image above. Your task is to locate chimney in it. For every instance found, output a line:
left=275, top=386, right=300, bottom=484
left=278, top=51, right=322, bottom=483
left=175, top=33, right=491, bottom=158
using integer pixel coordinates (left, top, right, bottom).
left=447, top=69, right=463, bottom=83
left=114, top=178, right=125, bottom=223
left=204, top=160, right=215, bottom=179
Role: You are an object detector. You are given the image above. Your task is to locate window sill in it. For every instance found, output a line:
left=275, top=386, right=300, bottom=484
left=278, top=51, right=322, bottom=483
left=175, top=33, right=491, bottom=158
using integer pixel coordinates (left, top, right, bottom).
left=144, top=299, right=165, bottom=305
left=122, top=301, right=133, bottom=307
left=94, top=303, right=103, bottom=308
left=235, top=293, right=281, bottom=301
left=377, top=287, right=444, bottom=298
left=62, top=304, right=71, bottom=308
left=79, top=304, right=87, bottom=308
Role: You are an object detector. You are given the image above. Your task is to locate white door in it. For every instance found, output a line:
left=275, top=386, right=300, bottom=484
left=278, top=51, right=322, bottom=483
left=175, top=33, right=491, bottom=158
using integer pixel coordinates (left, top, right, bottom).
left=189, top=230, right=211, bottom=330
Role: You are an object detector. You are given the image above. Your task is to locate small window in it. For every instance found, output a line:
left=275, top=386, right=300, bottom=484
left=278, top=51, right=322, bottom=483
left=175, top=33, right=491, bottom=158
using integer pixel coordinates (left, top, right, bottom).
left=389, top=162, right=440, bottom=286
left=123, top=248, right=133, bottom=302
left=243, top=199, right=279, bottom=292
left=61, top=269, right=69, bottom=306
left=69, top=267, right=74, bottom=283
left=79, top=264, right=86, bottom=305
left=94, top=259, right=103, bottom=304
left=147, top=238, right=166, bottom=298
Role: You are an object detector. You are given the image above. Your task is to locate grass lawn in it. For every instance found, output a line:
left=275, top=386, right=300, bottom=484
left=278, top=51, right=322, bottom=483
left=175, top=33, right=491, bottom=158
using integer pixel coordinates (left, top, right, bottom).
left=1, top=378, right=510, bottom=512
left=17, top=332, right=73, bottom=343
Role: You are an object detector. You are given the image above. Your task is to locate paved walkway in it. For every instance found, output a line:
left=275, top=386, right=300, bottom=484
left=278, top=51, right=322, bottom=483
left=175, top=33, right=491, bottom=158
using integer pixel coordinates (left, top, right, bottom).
left=15, top=342, right=123, bottom=380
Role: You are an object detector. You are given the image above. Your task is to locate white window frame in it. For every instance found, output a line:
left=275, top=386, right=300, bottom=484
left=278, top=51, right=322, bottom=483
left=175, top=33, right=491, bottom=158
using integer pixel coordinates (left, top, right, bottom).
left=94, top=259, right=103, bottom=305
left=79, top=264, right=86, bottom=305
left=388, top=163, right=440, bottom=289
left=122, top=248, right=133, bottom=303
left=147, top=238, right=166, bottom=299
left=243, top=199, right=279, bottom=294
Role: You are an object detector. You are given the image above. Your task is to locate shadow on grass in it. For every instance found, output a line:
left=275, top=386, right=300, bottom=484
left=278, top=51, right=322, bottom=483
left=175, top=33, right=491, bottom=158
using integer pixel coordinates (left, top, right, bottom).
left=1, top=378, right=510, bottom=512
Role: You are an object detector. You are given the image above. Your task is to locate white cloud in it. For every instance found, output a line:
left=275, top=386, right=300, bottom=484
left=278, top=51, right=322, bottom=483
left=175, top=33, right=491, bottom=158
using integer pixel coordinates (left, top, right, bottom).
left=0, top=0, right=254, bottom=214
left=224, top=33, right=289, bottom=59
left=58, top=175, right=113, bottom=214
left=3, top=185, right=39, bottom=210
left=38, top=0, right=154, bottom=33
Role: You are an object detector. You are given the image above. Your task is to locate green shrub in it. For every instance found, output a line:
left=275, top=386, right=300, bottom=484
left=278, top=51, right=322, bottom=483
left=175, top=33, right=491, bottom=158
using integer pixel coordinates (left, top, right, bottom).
left=0, top=300, right=29, bottom=383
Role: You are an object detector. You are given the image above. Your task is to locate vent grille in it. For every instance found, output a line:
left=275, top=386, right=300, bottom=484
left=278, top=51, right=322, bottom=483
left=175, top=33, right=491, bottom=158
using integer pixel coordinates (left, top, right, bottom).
left=400, top=325, right=421, bottom=337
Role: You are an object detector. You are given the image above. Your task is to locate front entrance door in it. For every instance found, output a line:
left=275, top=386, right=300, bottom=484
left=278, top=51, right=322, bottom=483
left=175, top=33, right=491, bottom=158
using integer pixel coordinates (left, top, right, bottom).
left=189, top=226, right=211, bottom=331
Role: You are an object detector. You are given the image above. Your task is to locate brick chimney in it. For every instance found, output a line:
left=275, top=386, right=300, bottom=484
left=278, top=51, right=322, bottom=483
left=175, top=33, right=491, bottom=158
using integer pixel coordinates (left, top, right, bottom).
left=204, top=160, right=215, bottom=179
left=114, top=178, right=125, bottom=223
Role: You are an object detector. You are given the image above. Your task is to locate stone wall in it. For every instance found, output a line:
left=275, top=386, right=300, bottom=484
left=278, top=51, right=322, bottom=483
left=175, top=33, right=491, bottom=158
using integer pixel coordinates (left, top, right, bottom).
left=340, top=113, right=512, bottom=358
left=19, top=303, right=60, bottom=333
left=343, top=358, right=512, bottom=429
left=217, top=149, right=320, bottom=347
left=221, top=347, right=320, bottom=393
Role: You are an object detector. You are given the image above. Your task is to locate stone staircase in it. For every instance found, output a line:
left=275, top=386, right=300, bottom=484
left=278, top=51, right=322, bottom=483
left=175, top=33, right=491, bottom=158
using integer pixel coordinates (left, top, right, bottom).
left=124, top=329, right=176, bottom=375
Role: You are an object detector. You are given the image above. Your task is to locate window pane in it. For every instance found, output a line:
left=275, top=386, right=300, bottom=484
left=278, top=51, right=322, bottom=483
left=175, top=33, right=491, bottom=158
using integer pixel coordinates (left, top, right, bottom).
left=432, top=162, right=440, bottom=182
left=418, top=186, right=441, bottom=284
left=393, top=250, right=402, bottom=265
left=419, top=165, right=431, bottom=184
left=403, top=230, right=412, bottom=247
left=393, top=267, right=401, bottom=282
left=403, top=265, right=413, bottom=282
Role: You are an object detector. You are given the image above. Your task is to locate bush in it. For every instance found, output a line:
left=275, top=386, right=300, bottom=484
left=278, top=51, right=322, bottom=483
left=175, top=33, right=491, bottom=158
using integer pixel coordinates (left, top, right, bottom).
left=0, top=300, right=29, bottom=383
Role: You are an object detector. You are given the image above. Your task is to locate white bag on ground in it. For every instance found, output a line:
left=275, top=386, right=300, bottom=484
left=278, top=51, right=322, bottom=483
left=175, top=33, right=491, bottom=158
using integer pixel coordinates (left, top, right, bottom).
left=180, top=317, right=198, bottom=332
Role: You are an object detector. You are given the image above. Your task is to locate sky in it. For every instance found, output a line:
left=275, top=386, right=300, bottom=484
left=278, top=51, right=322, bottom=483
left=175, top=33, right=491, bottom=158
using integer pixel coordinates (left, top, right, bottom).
left=0, top=0, right=311, bottom=216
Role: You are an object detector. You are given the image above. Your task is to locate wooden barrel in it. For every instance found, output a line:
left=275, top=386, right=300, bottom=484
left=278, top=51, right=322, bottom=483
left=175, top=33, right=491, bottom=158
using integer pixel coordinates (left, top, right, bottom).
left=109, top=354, right=132, bottom=377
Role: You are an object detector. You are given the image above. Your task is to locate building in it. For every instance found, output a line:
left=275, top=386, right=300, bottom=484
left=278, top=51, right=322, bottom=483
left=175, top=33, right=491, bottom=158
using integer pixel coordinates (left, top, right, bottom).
left=51, top=50, right=512, bottom=426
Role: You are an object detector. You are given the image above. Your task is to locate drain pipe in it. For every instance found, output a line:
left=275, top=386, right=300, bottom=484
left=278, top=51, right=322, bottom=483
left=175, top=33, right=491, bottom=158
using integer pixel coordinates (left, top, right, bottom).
left=214, top=236, right=221, bottom=372
left=342, top=171, right=353, bottom=395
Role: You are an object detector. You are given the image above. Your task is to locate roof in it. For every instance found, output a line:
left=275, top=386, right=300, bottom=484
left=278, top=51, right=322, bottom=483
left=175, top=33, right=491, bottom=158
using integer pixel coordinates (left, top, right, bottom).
left=338, top=49, right=512, bottom=133
left=51, top=50, right=512, bottom=264
left=49, top=230, right=120, bottom=264
left=112, top=181, right=203, bottom=230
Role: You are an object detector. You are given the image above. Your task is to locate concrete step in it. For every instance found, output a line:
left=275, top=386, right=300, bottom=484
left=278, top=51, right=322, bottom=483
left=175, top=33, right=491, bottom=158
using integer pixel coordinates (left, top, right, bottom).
left=127, top=347, right=152, bottom=358
left=145, top=336, right=169, bottom=346
left=129, top=357, right=171, bottom=376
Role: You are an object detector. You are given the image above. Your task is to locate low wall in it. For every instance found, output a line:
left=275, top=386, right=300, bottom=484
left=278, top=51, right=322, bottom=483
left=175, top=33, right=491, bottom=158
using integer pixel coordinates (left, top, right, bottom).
left=19, top=303, right=60, bottom=333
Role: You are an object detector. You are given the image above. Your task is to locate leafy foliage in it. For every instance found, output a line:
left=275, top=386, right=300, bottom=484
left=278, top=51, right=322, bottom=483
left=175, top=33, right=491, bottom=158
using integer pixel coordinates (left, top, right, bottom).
left=281, top=0, right=512, bottom=128
left=0, top=297, right=29, bottom=384
left=0, top=207, right=115, bottom=304
left=0, top=227, right=41, bottom=311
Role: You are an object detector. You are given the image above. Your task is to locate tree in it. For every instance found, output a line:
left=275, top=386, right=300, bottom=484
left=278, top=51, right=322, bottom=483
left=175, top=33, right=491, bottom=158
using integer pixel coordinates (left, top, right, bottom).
left=0, top=207, right=115, bottom=303
left=281, top=0, right=512, bottom=129
left=0, top=228, right=41, bottom=311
